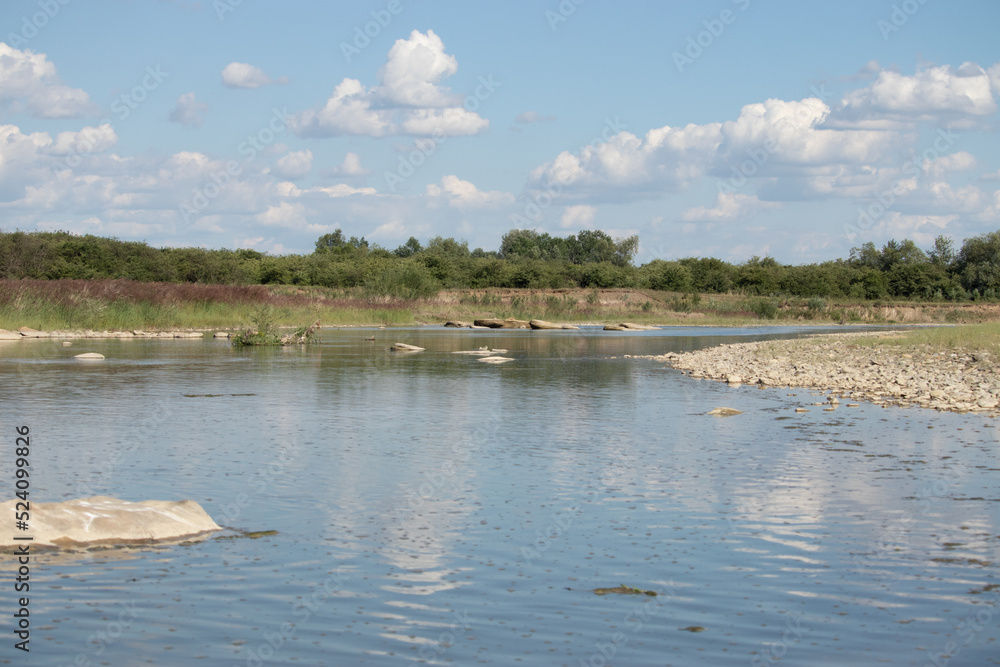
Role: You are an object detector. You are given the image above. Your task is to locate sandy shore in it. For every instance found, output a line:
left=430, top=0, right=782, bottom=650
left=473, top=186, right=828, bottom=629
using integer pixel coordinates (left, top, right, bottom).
left=639, top=332, right=999, bottom=416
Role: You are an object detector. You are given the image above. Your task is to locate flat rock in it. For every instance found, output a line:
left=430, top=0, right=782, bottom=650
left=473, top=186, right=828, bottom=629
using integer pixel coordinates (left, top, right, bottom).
left=18, top=328, right=49, bottom=338
left=0, top=329, right=22, bottom=340
left=74, top=352, right=105, bottom=360
left=0, top=497, right=221, bottom=550
left=474, top=318, right=530, bottom=329
left=173, top=331, right=204, bottom=338
left=453, top=348, right=494, bottom=356
left=444, top=321, right=472, bottom=328
left=605, top=323, right=659, bottom=331
left=529, top=319, right=562, bottom=330
left=390, top=343, right=424, bottom=352
left=477, top=356, right=514, bottom=364
left=213, top=332, right=230, bottom=338
left=707, top=407, right=742, bottom=416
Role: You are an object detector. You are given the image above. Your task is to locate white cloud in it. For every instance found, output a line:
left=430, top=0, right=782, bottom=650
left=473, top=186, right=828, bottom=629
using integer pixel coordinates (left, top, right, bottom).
left=168, top=92, right=208, bottom=127
left=0, top=43, right=92, bottom=118
left=221, top=62, right=287, bottom=89
left=560, top=204, right=595, bottom=229
left=681, top=193, right=780, bottom=222
left=255, top=201, right=309, bottom=228
left=375, top=30, right=459, bottom=107
left=292, top=30, right=488, bottom=138
left=829, top=62, right=998, bottom=128
left=323, top=152, right=369, bottom=178
left=425, top=175, right=514, bottom=208
left=273, top=149, right=313, bottom=179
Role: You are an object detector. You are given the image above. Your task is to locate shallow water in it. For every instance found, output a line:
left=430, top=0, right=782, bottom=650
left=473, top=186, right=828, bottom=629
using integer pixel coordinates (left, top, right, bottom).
left=1, top=326, right=998, bottom=666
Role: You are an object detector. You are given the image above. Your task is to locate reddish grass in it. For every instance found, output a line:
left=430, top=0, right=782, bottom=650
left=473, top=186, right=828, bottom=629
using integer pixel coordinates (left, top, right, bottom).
left=0, top=278, right=412, bottom=311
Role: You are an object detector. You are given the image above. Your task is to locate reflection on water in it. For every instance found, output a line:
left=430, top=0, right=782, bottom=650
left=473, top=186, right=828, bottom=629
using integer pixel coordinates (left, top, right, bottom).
left=1, top=326, right=998, bottom=666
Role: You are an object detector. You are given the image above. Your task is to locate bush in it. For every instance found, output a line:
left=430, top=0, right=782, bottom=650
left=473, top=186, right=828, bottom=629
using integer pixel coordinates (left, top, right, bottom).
left=744, top=297, right=779, bottom=319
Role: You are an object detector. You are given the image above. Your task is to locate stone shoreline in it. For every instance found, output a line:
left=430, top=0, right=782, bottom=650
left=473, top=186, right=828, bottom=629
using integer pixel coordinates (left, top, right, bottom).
left=0, top=327, right=224, bottom=340
left=635, top=332, right=1000, bottom=416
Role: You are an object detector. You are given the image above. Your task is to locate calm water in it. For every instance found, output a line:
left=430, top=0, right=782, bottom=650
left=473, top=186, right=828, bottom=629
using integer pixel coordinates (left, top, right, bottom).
left=1, top=326, right=998, bottom=666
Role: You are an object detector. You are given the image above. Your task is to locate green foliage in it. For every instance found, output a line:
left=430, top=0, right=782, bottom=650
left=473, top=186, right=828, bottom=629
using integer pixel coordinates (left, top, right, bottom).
left=639, top=260, right=693, bottom=291
left=231, top=305, right=282, bottom=346
left=3, top=227, right=1000, bottom=303
left=744, top=297, right=779, bottom=319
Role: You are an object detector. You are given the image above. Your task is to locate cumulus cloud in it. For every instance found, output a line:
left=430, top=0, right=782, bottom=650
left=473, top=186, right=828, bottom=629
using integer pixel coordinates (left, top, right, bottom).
left=322, top=152, right=370, bottom=178
left=273, top=149, right=313, bottom=179
left=425, top=175, right=514, bottom=208
left=292, top=30, right=488, bottom=138
left=526, top=64, right=985, bottom=205
left=169, top=92, right=208, bottom=127
left=828, top=62, right=998, bottom=129
left=221, top=62, right=287, bottom=89
left=0, top=43, right=92, bottom=118
left=375, top=30, right=459, bottom=107
left=681, top=193, right=780, bottom=222
left=560, top=204, right=595, bottom=229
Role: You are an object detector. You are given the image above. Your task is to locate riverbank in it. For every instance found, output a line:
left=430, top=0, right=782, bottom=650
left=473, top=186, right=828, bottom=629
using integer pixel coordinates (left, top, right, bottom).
left=649, top=325, right=1000, bottom=416
left=3, top=279, right=1000, bottom=332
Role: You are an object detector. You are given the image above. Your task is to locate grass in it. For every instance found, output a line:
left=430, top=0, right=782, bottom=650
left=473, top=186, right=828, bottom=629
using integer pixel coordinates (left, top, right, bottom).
left=845, top=322, right=1000, bottom=356
left=2, top=279, right=999, bottom=331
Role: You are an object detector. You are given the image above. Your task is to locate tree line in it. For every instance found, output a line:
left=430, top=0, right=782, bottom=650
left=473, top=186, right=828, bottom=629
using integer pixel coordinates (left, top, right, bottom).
left=1, top=227, right=998, bottom=301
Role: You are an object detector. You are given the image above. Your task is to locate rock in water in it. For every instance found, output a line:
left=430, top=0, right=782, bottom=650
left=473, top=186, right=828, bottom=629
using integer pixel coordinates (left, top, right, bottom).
left=473, top=318, right=530, bottom=329
left=706, top=407, right=743, bottom=416
left=0, top=497, right=221, bottom=549
left=529, top=319, right=562, bottom=330
left=74, top=352, right=105, bottom=360
left=477, top=356, right=514, bottom=364
left=390, top=343, right=424, bottom=352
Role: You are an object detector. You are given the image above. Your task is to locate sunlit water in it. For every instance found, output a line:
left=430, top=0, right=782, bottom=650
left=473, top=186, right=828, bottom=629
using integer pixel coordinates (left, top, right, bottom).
left=1, top=326, right=998, bottom=666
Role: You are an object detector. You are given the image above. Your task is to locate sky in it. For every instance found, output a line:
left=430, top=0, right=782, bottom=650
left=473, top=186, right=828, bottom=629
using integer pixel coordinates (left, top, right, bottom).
left=1, top=0, right=999, bottom=264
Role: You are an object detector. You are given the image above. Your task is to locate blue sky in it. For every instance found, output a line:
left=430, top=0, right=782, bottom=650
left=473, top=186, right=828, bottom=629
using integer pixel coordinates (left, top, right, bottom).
left=1, top=0, right=999, bottom=264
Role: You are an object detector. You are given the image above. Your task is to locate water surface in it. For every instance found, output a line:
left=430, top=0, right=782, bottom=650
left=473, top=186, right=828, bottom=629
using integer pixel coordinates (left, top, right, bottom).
left=1, top=326, right=998, bottom=666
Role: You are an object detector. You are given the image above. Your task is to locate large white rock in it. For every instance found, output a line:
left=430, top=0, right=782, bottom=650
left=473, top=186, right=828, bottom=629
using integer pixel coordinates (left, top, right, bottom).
left=74, top=352, right=105, bottom=360
left=0, top=497, right=222, bottom=549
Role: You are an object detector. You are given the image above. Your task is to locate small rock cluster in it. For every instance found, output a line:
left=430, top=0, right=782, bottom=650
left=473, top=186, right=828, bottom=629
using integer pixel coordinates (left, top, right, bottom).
left=642, top=334, right=1000, bottom=415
